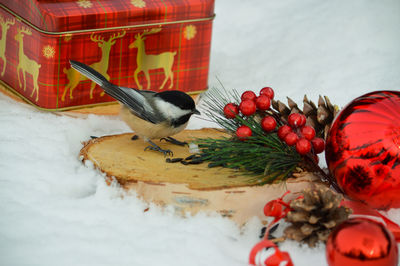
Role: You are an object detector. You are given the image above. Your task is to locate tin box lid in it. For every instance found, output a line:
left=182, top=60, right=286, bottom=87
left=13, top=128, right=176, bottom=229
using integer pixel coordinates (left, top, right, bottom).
left=0, top=0, right=215, bottom=34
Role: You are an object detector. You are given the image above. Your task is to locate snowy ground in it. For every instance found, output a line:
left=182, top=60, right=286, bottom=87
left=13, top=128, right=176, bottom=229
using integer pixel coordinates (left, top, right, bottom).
left=1, top=0, right=400, bottom=265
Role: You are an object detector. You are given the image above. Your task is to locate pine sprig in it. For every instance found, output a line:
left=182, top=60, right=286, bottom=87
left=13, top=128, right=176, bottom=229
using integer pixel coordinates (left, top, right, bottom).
left=197, top=136, right=301, bottom=184
left=200, top=85, right=242, bottom=132
left=195, top=87, right=303, bottom=183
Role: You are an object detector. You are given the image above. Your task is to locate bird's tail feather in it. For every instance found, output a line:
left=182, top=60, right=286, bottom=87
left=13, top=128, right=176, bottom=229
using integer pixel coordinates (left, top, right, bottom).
left=69, top=60, right=131, bottom=105
left=69, top=60, right=111, bottom=89
left=69, top=60, right=159, bottom=123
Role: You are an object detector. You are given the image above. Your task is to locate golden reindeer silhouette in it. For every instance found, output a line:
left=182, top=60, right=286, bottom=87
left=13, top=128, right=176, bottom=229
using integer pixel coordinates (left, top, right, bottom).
left=128, top=28, right=176, bottom=90
left=62, top=30, right=126, bottom=101
left=15, top=27, right=41, bottom=102
left=0, top=15, right=15, bottom=76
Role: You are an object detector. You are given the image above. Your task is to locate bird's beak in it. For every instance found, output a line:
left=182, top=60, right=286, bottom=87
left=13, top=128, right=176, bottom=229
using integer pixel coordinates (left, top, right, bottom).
left=192, top=109, right=201, bottom=115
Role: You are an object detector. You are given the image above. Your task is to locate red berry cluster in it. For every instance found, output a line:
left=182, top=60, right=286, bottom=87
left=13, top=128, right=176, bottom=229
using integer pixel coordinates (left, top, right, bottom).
left=277, top=113, right=325, bottom=156
left=222, top=87, right=325, bottom=157
left=223, top=87, right=276, bottom=141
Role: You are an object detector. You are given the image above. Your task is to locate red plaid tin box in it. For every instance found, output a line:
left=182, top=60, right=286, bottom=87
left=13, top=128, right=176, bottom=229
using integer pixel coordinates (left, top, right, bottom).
left=0, top=0, right=214, bottom=110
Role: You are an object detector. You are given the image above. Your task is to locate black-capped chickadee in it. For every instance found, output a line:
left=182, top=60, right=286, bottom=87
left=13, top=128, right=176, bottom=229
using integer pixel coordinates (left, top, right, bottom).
left=69, top=60, right=200, bottom=156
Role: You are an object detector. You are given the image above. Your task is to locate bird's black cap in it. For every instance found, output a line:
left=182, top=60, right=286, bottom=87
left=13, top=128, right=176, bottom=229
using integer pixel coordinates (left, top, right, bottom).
left=156, top=90, right=197, bottom=112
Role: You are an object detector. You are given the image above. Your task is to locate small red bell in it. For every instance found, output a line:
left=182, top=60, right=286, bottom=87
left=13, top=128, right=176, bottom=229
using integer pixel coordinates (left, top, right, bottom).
left=326, top=217, right=398, bottom=266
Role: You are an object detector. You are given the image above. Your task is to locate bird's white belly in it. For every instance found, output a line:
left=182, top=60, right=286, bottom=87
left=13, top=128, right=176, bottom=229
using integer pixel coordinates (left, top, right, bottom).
left=119, top=105, right=188, bottom=140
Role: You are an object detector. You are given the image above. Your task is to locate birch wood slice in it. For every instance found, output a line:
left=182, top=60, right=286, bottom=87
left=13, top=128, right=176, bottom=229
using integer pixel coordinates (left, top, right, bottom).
left=80, top=128, right=320, bottom=225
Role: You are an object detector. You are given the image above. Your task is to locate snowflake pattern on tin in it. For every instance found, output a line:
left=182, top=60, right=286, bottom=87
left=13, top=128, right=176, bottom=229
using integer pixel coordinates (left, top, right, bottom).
left=184, top=25, right=197, bottom=40
left=77, top=0, right=93, bottom=9
left=42, top=45, right=55, bottom=59
left=131, top=0, right=146, bottom=8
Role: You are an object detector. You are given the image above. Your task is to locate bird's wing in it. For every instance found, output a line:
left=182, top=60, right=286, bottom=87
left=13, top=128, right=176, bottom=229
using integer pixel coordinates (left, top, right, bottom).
left=69, top=60, right=162, bottom=124
left=116, top=86, right=162, bottom=123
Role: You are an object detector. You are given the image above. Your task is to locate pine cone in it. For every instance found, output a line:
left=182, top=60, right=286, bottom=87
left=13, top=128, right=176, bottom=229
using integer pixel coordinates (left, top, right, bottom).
left=272, top=95, right=340, bottom=139
left=283, top=186, right=352, bottom=247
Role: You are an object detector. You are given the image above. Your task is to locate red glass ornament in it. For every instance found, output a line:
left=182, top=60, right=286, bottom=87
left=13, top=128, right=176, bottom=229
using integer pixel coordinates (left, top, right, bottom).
left=223, top=103, right=239, bottom=119
left=236, top=125, right=252, bottom=140
left=288, top=113, right=306, bottom=128
left=311, top=138, right=325, bottom=154
left=277, top=125, right=292, bottom=140
left=261, top=116, right=277, bottom=132
left=284, top=132, right=298, bottom=146
left=296, top=138, right=311, bottom=155
left=260, top=87, right=275, bottom=99
left=300, top=126, right=316, bottom=140
left=239, top=100, right=257, bottom=116
left=241, top=91, right=257, bottom=102
left=326, top=217, right=398, bottom=266
left=325, top=91, right=400, bottom=209
left=255, top=95, right=271, bottom=110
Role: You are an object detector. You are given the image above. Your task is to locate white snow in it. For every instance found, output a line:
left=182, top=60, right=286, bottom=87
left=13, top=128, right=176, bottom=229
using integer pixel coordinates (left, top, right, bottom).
left=1, top=0, right=400, bottom=265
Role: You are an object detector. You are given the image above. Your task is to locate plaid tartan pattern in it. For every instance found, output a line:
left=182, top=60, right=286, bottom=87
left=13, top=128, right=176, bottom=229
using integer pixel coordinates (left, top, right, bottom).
left=1, top=0, right=215, bottom=32
left=0, top=0, right=214, bottom=110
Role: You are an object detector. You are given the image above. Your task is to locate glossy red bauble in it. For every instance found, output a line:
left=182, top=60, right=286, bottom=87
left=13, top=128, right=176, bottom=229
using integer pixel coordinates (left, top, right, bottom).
left=326, top=218, right=398, bottom=266
left=261, top=116, right=277, bottom=132
left=260, top=87, right=275, bottom=99
left=300, top=126, right=316, bottom=140
left=255, top=95, right=271, bottom=110
left=236, top=125, right=252, bottom=140
left=296, top=138, right=311, bottom=155
left=223, top=103, right=239, bottom=119
left=288, top=113, right=306, bottom=128
left=239, top=100, right=257, bottom=116
left=311, top=138, right=325, bottom=154
left=277, top=125, right=292, bottom=140
left=325, top=91, right=400, bottom=209
left=241, top=91, right=257, bottom=102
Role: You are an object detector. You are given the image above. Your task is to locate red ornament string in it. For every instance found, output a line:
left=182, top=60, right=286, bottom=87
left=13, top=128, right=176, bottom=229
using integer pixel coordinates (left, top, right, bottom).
left=249, top=240, right=293, bottom=266
left=249, top=191, right=294, bottom=266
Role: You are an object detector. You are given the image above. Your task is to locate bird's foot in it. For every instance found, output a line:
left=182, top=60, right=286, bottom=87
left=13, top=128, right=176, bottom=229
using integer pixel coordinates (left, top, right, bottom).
left=160, top=137, right=188, bottom=146
left=144, top=145, right=173, bottom=157
left=144, top=140, right=173, bottom=156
